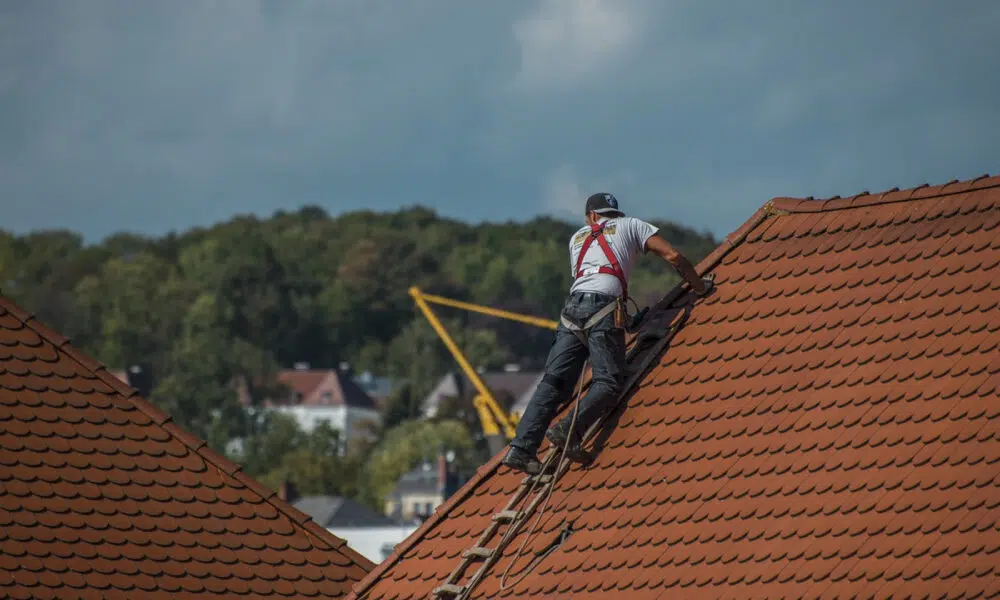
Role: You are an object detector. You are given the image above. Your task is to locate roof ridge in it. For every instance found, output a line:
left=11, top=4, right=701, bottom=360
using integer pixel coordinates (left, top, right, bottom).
left=0, top=294, right=376, bottom=573
left=345, top=196, right=782, bottom=600
left=770, top=173, right=998, bottom=213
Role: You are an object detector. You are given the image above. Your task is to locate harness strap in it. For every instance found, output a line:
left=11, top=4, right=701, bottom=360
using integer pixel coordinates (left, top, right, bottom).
left=574, top=222, right=628, bottom=300
left=559, top=300, right=619, bottom=347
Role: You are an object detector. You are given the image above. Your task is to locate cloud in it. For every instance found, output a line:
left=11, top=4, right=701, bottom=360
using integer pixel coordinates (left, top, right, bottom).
left=542, top=165, right=585, bottom=218
left=1, top=1, right=998, bottom=243
left=509, top=0, right=642, bottom=93
left=542, top=164, right=638, bottom=221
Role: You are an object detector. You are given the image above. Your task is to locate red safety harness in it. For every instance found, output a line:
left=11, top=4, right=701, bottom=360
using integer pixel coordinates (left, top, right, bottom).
left=574, top=221, right=628, bottom=300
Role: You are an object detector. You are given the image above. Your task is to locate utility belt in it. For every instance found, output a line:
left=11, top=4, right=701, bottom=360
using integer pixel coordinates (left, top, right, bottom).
left=559, top=294, right=628, bottom=346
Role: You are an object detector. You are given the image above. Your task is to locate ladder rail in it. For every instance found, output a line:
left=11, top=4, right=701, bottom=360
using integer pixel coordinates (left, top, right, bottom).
left=431, top=453, right=561, bottom=596
left=457, top=454, right=574, bottom=599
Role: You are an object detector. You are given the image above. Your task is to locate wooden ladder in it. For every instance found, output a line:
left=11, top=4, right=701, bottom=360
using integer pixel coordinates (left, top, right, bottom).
left=430, top=447, right=570, bottom=599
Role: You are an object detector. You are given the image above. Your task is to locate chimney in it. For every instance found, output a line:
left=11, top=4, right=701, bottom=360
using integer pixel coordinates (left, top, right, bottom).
left=125, top=363, right=154, bottom=398
left=339, top=361, right=353, bottom=378
left=437, top=452, right=448, bottom=496
left=278, top=480, right=299, bottom=504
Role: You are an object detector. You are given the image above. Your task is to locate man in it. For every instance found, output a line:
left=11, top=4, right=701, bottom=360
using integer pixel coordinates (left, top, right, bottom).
left=501, top=192, right=713, bottom=475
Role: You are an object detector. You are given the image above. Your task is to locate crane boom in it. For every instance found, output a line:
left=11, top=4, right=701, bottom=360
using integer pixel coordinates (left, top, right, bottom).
left=408, top=286, right=556, bottom=452
left=413, top=290, right=558, bottom=331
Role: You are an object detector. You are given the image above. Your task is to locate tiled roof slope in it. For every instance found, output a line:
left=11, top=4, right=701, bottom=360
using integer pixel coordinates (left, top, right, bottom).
left=0, top=296, right=374, bottom=599
left=348, top=174, right=1000, bottom=600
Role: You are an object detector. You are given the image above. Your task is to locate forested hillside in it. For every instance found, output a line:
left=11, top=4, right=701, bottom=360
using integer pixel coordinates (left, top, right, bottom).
left=0, top=206, right=717, bottom=506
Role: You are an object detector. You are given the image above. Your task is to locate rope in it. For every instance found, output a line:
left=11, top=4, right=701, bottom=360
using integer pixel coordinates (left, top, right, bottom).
left=497, top=360, right=588, bottom=590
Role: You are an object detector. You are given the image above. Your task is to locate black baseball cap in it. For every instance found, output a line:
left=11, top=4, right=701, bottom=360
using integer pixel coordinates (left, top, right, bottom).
left=585, top=192, right=624, bottom=216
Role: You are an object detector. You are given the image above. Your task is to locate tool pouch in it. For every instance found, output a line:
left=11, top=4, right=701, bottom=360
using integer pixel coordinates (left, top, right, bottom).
left=614, top=297, right=627, bottom=329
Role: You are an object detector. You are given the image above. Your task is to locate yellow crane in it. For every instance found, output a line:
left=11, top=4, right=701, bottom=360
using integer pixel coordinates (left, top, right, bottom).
left=408, top=286, right=557, bottom=454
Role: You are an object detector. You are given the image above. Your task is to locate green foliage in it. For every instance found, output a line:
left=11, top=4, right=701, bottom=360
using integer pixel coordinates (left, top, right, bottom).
left=1, top=205, right=718, bottom=509
left=241, top=414, right=370, bottom=499
left=254, top=420, right=346, bottom=496
left=380, top=383, right=423, bottom=431
left=361, top=419, right=476, bottom=507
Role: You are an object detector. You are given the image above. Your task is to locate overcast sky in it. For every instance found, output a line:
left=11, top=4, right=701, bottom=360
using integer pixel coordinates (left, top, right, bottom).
left=2, top=0, right=998, bottom=243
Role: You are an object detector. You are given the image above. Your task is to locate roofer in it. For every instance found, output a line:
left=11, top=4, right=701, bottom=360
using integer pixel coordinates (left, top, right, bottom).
left=502, top=192, right=713, bottom=475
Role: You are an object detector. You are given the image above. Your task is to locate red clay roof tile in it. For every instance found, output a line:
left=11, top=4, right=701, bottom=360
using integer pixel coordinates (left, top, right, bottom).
left=0, top=295, right=374, bottom=598
left=347, top=174, right=1000, bottom=599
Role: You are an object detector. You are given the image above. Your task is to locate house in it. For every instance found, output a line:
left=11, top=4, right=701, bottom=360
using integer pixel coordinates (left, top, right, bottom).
left=269, top=363, right=381, bottom=450
left=353, top=370, right=395, bottom=408
left=509, top=372, right=544, bottom=418
left=422, top=366, right=542, bottom=421
left=284, top=489, right=418, bottom=564
left=292, top=494, right=397, bottom=529
left=0, top=295, right=374, bottom=597
left=347, top=175, right=1000, bottom=599
left=384, top=453, right=465, bottom=524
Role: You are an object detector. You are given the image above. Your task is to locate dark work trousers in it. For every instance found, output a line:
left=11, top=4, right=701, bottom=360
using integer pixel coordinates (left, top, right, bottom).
left=510, top=291, right=627, bottom=455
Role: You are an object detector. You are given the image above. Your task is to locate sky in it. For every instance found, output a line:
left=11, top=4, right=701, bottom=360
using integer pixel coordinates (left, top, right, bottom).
left=2, top=0, right=998, bottom=243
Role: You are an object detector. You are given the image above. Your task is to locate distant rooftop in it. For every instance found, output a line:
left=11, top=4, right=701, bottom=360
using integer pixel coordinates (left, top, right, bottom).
left=293, top=495, right=396, bottom=529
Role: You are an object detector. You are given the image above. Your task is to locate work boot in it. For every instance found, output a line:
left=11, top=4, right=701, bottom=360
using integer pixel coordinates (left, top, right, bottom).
left=501, top=446, right=542, bottom=475
left=545, top=421, right=592, bottom=464
left=545, top=420, right=575, bottom=448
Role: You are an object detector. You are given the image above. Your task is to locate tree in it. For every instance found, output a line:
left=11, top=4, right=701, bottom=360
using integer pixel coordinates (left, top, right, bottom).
left=380, top=382, right=423, bottom=431
left=382, top=314, right=513, bottom=407
left=178, top=221, right=300, bottom=364
left=149, top=293, right=245, bottom=449
left=359, top=419, right=476, bottom=509
left=257, top=421, right=345, bottom=496
left=73, top=252, right=192, bottom=370
left=2, top=203, right=719, bottom=509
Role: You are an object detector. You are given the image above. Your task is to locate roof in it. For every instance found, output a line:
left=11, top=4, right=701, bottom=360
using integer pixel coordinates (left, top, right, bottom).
left=293, top=495, right=397, bottom=528
left=348, top=174, right=1000, bottom=599
left=389, top=463, right=444, bottom=499
left=278, top=369, right=377, bottom=410
left=481, top=371, right=541, bottom=406
left=423, top=370, right=543, bottom=417
left=0, top=295, right=375, bottom=599
left=510, top=373, right=544, bottom=416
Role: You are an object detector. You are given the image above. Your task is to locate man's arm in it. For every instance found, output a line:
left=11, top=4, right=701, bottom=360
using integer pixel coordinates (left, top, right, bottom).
left=644, top=234, right=709, bottom=295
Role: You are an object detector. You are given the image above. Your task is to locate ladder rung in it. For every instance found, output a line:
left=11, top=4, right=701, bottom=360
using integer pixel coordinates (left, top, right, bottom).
left=492, top=510, right=520, bottom=522
left=462, top=546, right=493, bottom=559
left=528, top=473, right=553, bottom=485
left=433, top=583, right=465, bottom=597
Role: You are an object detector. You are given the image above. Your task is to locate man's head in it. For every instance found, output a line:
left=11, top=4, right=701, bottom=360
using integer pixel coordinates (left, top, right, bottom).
left=585, top=192, right=624, bottom=224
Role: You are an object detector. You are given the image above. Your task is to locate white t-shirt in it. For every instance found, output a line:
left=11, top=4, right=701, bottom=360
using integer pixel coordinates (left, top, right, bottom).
left=568, top=216, right=659, bottom=296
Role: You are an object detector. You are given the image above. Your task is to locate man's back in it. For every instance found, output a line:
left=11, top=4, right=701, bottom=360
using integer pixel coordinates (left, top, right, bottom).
left=568, top=215, right=659, bottom=296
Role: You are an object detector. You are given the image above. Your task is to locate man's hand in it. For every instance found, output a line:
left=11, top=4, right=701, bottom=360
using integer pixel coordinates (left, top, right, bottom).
left=694, top=273, right=716, bottom=297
